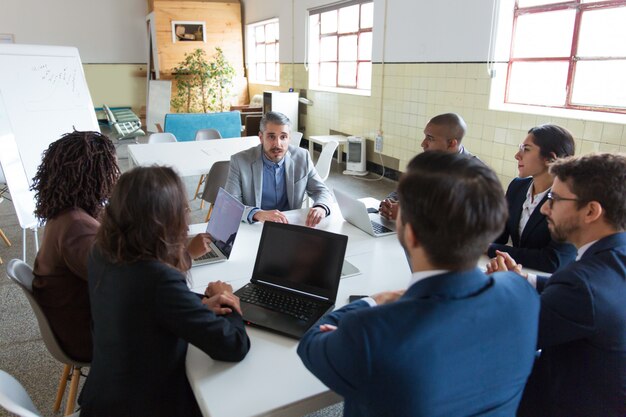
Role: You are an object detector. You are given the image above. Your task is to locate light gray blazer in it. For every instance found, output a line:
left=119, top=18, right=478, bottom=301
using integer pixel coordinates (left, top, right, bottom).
left=225, top=144, right=333, bottom=220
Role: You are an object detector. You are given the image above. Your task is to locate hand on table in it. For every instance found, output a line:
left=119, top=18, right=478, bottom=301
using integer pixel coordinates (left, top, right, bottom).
left=305, top=206, right=326, bottom=227
left=187, top=233, right=213, bottom=259
left=253, top=209, right=289, bottom=224
left=204, top=280, right=233, bottom=298
left=485, top=250, right=528, bottom=279
left=202, top=291, right=242, bottom=316
left=372, top=289, right=405, bottom=305
left=379, top=199, right=398, bottom=220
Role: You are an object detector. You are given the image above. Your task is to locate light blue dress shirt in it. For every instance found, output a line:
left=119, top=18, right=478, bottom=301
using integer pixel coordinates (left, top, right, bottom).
left=247, top=153, right=289, bottom=222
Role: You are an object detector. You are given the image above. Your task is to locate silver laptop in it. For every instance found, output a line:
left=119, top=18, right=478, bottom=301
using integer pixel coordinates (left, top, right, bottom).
left=334, top=188, right=396, bottom=237
left=191, top=188, right=245, bottom=267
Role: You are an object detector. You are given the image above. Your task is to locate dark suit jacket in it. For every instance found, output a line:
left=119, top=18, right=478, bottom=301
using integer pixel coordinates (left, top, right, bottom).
left=518, top=232, right=626, bottom=417
left=80, top=248, right=250, bottom=417
left=298, top=269, right=540, bottom=417
left=488, top=177, right=576, bottom=273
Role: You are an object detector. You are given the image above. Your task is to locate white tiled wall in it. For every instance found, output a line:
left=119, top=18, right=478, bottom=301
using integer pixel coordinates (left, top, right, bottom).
left=250, top=63, right=626, bottom=186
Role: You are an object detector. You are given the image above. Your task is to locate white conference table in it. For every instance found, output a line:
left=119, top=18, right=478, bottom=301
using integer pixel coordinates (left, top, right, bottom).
left=185, top=202, right=412, bottom=417
left=127, top=136, right=259, bottom=177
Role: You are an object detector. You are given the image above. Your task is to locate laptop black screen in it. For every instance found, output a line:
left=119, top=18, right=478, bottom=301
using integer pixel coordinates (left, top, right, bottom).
left=251, top=222, right=347, bottom=301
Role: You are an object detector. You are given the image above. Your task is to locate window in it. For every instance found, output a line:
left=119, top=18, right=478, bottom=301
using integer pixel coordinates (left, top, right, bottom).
left=246, top=18, right=279, bottom=85
left=308, top=1, right=373, bottom=94
left=505, top=0, right=626, bottom=115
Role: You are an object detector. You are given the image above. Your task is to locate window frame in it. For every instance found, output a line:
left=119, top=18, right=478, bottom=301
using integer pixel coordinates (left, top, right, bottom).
left=505, top=0, right=626, bottom=115
left=246, top=18, right=280, bottom=86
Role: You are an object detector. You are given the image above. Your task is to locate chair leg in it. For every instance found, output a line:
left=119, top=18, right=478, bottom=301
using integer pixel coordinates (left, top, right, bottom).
left=0, top=227, right=11, bottom=247
left=205, top=204, right=214, bottom=222
left=54, top=364, right=71, bottom=412
left=194, top=175, right=205, bottom=200
left=64, top=366, right=81, bottom=416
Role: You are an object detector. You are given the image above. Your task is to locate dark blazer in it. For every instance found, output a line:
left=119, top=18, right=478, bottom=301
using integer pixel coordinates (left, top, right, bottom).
left=298, top=269, right=540, bottom=417
left=488, top=177, right=576, bottom=273
left=80, top=249, right=250, bottom=417
left=518, top=232, right=626, bottom=417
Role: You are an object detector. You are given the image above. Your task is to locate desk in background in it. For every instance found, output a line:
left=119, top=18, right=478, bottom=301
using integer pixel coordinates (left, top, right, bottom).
left=127, top=136, right=258, bottom=177
left=308, top=135, right=348, bottom=164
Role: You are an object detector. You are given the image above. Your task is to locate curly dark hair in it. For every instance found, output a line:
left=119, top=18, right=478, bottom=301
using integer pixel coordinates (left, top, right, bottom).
left=31, top=131, right=120, bottom=222
left=96, top=166, right=191, bottom=272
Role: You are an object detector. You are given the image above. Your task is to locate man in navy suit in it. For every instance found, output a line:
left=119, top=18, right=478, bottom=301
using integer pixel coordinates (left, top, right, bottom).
left=298, top=152, right=540, bottom=417
left=489, top=153, right=626, bottom=417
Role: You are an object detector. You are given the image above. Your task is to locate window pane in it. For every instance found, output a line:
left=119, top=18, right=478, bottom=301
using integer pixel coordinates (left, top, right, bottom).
left=320, top=36, right=337, bottom=61
left=507, top=61, right=569, bottom=106
left=518, top=0, right=565, bottom=7
left=266, top=43, right=276, bottom=63
left=338, top=4, right=359, bottom=34
left=361, top=3, right=374, bottom=29
left=320, top=62, right=337, bottom=87
left=357, top=62, right=372, bottom=90
left=321, top=11, right=337, bottom=34
left=266, top=61, right=276, bottom=81
left=513, top=10, right=576, bottom=58
left=257, top=63, right=265, bottom=80
left=339, top=35, right=357, bottom=61
left=571, top=60, right=626, bottom=109
left=578, top=8, right=626, bottom=57
left=358, top=32, right=372, bottom=60
left=256, top=45, right=266, bottom=62
left=338, top=62, right=357, bottom=87
left=255, top=25, right=265, bottom=43
left=265, top=23, right=277, bottom=43
left=581, top=0, right=607, bottom=3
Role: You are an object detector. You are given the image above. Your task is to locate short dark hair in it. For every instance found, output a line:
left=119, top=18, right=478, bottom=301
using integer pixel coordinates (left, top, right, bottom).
left=428, top=113, right=467, bottom=143
left=260, top=111, right=291, bottom=133
left=550, top=153, right=626, bottom=231
left=96, top=166, right=191, bottom=271
left=31, top=131, right=120, bottom=222
left=528, top=124, right=575, bottom=160
left=398, top=152, right=508, bottom=270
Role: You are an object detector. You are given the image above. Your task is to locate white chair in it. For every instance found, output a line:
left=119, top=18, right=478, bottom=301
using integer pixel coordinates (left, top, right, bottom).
left=291, top=131, right=304, bottom=148
left=6, top=259, right=89, bottom=416
left=148, top=132, right=177, bottom=144
left=0, top=370, right=79, bottom=417
left=315, top=140, right=339, bottom=182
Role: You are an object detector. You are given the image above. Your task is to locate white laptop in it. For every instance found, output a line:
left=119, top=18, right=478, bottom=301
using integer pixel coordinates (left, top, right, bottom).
left=334, top=188, right=396, bottom=237
left=191, top=188, right=245, bottom=267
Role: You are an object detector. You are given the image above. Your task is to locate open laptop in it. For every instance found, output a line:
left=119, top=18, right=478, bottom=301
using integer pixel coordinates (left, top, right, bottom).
left=334, top=188, right=396, bottom=237
left=191, top=188, right=245, bottom=267
left=234, top=222, right=348, bottom=339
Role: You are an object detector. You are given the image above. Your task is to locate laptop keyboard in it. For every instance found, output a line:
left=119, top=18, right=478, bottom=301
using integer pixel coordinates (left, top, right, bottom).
left=238, top=285, right=318, bottom=321
left=194, top=250, right=219, bottom=261
left=371, top=221, right=392, bottom=234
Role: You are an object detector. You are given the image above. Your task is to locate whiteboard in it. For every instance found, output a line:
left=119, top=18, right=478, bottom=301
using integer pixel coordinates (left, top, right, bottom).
left=0, top=44, right=99, bottom=183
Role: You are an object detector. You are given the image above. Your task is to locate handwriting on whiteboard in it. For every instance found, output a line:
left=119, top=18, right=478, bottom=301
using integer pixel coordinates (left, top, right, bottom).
left=24, top=59, right=86, bottom=111
left=31, top=64, right=77, bottom=92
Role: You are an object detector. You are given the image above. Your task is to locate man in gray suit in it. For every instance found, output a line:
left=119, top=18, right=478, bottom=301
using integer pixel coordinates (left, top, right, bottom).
left=225, top=111, right=333, bottom=227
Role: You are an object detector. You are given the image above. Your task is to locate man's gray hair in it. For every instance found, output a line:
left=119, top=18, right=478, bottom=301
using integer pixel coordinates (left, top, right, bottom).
left=260, top=111, right=292, bottom=133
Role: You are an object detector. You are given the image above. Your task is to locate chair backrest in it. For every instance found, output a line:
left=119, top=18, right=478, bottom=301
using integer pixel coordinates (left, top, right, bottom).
left=5, top=260, right=89, bottom=368
left=200, top=161, right=230, bottom=203
left=148, top=132, right=177, bottom=144
left=291, top=131, right=304, bottom=148
left=0, top=370, right=40, bottom=417
left=195, top=128, right=222, bottom=141
left=315, top=141, right=339, bottom=182
left=244, top=114, right=262, bottom=137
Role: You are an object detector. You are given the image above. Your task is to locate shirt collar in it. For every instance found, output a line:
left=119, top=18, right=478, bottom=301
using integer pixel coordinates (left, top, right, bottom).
left=408, top=269, right=450, bottom=288
left=261, top=151, right=286, bottom=168
left=576, top=239, right=599, bottom=261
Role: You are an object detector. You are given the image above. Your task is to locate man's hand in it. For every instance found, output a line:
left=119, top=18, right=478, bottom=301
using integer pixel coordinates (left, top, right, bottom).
left=379, top=199, right=399, bottom=220
left=372, top=289, right=405, bottom=305
left=253, top=209, right=289, bottom=224
left=187, top=233, right=213, bottom=259
left=202, top=291, right=242, bottom=316
left=486, top=250, right=527, bottom=278
left=204, top=280, right=233, bottom=298
left=305, top=206, right=326, bottom=227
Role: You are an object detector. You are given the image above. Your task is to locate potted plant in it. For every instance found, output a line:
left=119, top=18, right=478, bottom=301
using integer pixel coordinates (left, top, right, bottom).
left=171, top=47, right=235, bottom=113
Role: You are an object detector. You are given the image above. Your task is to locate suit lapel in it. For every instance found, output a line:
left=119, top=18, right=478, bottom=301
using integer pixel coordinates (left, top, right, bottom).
left=252, top=147, right=263, bottom=208
left=520, top=194, right=548, bottom=246
left=509, top=181, right=531, bottom=246
left=284, top=150, right=295, bottom=208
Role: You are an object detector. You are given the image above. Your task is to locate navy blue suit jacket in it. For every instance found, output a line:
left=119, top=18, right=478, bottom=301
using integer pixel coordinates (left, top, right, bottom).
left=518, top=232, right=626, bottom=417
left=298, top=269, right=540, bottom=417
left=488, top=177, right=576, bottom=273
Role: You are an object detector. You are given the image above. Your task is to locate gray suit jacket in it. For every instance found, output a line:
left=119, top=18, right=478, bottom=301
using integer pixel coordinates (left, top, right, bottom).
left=225, top=144, right=333, bottom=220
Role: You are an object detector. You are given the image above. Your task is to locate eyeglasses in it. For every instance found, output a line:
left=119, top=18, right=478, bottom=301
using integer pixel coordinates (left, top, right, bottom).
left=546, top=191, right=579, bottom=209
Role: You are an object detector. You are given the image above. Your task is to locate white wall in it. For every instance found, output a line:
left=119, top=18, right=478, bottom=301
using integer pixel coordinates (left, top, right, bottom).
left=1, top=0, right=148, bottom=63
left=242, top=0, right=497, bottom=63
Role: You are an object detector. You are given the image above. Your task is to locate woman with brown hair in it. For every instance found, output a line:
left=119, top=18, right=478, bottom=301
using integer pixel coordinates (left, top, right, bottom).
left=79, top=166, right=249, bottom=417
left=31, top=130, right=120, bottom=362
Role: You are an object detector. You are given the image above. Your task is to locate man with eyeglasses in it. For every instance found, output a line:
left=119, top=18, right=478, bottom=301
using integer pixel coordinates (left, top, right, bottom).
left=488, top=153, right=626, bottom=417
left=379, top=113, right=470, bottom=220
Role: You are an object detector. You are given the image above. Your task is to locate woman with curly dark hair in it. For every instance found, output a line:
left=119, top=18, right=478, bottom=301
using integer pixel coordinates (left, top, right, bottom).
left=31, top=130, right=120, bottom=362
left=79, top=166, right=249, bottom=417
